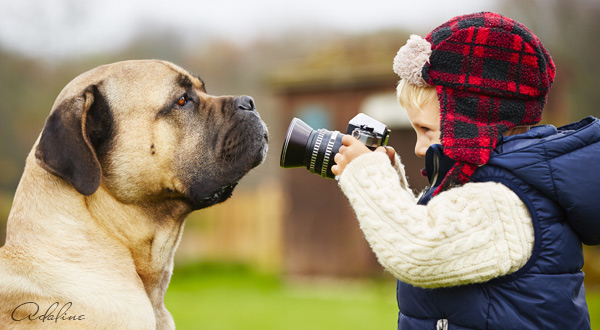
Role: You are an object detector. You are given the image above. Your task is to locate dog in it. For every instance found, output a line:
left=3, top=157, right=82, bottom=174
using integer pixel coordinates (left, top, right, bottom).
left=0, top=60, right=269, bottom=329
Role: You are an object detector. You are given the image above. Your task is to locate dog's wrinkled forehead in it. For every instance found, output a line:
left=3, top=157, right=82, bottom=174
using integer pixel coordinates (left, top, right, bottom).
left=53, top=60, right=205, bottom=110
left=166, top=62, right=206, bottom=94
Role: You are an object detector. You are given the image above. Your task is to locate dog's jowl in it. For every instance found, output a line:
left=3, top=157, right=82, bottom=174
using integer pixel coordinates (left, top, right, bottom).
left=0, top=60, right=268, bottom=329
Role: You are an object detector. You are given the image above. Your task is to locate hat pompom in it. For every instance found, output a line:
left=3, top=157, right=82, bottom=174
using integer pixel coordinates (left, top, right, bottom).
left=393, top=35, right=432, bottom=87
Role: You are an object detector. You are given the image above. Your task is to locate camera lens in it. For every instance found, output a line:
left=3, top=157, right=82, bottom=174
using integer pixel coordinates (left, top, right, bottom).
left=280, top=118, right=343, bottom=179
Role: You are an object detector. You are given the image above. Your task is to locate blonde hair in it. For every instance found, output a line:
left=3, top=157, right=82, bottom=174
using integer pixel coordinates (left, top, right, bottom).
left=396, top=79, right=437, bottom=111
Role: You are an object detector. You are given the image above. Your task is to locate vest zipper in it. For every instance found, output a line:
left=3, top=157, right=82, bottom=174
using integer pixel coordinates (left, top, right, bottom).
left=430, top=151, right=440, bottom=186
left=419, top=150, right=441, bottom=199
left=436, top=319, right=448, bottom=330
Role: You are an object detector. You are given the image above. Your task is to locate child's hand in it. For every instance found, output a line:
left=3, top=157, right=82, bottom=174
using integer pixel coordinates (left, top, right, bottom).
left=376, top=145, right=396, bottom=166
left=332, top=135, right=396, bottom=176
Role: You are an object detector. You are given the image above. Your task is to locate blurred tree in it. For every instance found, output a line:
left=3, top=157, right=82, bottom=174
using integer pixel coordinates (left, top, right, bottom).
left=0, top=51, right=64, bottom=190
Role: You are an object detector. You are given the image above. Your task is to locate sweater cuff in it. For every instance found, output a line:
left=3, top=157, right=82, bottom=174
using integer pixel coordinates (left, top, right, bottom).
left=339, top=151, right=413, bottom=194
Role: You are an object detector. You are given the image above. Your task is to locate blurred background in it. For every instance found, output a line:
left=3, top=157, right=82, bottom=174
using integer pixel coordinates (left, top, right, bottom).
left=1, top=0, right=599, bottom=328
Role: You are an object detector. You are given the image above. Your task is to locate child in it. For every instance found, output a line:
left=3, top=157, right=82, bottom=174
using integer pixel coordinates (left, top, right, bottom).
left=331, top=12, right=600, bottom=330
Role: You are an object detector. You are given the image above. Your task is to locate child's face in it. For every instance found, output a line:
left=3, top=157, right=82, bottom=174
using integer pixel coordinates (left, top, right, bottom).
left=405, top=98, right=441, bottom=158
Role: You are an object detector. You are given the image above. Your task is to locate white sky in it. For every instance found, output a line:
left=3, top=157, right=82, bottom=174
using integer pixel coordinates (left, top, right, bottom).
left=0, top=0, right=499, bottom=58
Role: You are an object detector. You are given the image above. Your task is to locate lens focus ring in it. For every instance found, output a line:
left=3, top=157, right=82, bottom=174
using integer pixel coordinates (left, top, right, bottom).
left=309, top=130, right=326, bottom=173
left=321, top=131, right=339, bottom=178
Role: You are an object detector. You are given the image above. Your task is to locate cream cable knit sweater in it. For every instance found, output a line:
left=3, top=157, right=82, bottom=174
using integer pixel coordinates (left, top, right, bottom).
left=338, top=152, right=534, bottom=288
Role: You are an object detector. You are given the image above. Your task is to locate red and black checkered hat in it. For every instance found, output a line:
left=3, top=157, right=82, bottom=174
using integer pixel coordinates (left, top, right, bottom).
left=395, top=12, right=556, bottom=193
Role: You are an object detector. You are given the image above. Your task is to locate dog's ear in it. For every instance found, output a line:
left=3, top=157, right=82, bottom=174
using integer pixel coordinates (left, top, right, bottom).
left=35, top=85, right=112, bottom=196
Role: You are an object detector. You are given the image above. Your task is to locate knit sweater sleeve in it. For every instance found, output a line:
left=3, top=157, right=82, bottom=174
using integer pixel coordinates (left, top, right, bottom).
left=338, top=152, right=534, bottom=288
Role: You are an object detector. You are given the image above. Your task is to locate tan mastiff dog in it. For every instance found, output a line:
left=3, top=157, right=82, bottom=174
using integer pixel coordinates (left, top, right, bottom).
left=0, top=60, right=269, bottom=329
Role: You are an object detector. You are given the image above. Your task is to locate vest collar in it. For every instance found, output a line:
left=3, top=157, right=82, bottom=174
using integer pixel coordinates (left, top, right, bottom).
left=418, top=144, right=457, bottom=204
left=424, top=144, right=456, bottom=187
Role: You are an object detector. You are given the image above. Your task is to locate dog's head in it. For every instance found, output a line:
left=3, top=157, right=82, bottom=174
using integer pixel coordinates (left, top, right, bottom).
left=34, top=60, right=268, bottom=210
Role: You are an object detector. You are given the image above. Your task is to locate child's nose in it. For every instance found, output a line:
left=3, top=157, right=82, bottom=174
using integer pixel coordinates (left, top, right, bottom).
left=415, top=139, right=428, bottom=158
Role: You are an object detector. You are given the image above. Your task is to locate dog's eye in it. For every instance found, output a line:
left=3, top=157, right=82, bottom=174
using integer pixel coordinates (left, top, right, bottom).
left=177, top=94, right=188, bottom=107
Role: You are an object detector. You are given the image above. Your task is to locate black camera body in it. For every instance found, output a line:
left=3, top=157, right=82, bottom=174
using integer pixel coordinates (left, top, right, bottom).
left=280, top=113, right=391, bottom=179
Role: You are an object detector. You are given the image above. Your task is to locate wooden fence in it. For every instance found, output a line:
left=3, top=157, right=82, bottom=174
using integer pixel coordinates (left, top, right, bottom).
left=175, top=179, right=286, bottom=273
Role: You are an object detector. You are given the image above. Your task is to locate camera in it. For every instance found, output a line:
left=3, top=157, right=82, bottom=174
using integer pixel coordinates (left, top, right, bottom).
left=280, top=113, right=391, bottom=179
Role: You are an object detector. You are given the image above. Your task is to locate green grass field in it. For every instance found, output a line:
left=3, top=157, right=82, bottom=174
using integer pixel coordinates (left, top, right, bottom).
left=166, top=262, right=600, bottom=329
left=588, top=290, right=600, bottom=330
left=165, top=263, right=398, bottom=330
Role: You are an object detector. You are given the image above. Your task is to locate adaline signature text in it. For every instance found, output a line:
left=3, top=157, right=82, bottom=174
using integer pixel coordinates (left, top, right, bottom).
left=11, top=302, right=85, bottom=323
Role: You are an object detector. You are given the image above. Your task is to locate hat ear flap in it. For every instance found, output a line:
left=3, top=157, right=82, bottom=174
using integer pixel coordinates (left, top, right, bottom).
left=35, top=85, right=112, bottom=196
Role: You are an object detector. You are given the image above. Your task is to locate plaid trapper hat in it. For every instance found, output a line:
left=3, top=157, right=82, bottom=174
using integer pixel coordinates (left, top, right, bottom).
left=394, top=12, right=556, bottom=194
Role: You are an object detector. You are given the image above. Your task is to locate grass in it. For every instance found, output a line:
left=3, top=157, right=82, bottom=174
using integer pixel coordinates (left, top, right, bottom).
left=166, top=262, right=600, bottom=330
left=165, top=262, right=398, bottom=330
left=588, top=289, right=600, bottom=329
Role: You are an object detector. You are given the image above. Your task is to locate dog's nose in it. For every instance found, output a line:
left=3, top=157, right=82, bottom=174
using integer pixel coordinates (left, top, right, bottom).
left=236, top=95, right=255, bottom=111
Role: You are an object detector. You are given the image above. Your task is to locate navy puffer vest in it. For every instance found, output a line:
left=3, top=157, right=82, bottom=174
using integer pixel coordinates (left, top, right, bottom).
left=397, top=117, right=600, bottom=329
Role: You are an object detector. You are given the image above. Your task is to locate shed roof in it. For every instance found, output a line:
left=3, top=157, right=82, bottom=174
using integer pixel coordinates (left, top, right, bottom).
left=269, top=32, right=408, bottom=92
